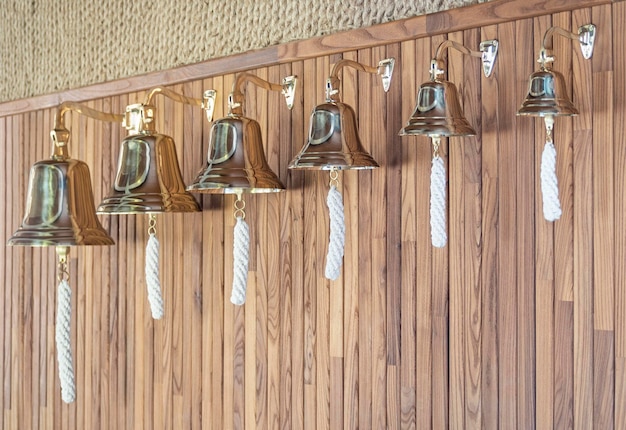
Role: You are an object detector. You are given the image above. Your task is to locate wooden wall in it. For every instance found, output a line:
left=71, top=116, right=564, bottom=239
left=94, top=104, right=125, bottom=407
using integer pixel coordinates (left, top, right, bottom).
left=0, top=0, right=624, bottom=428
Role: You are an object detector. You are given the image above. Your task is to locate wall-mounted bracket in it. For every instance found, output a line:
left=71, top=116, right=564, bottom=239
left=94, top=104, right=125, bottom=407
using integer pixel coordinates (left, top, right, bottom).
left=325, top=57, right=395, bottom=101
left=377, top=58, right=395, bottom=92
left=539, top=23, right=596, bottom=66
left=578, top=24, right=596, bottom=59
left=203, top=89, right=217, bottom=122
left=281, top=76, right=297, bottom=110
left=432, top=39, right=499, bottom=80
left=480, top=40, right=499, bottom=77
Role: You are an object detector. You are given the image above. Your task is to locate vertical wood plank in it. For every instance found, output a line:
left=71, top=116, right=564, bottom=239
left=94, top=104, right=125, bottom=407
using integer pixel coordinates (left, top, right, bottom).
left=496, top=19, right=518, bottom=430
left=613, top=3, right=626, bottom=430
left=267, top=64, right=282, bottom=430
left=341, top=49, right=360, bottom=430
left=399, top=36, right=418, bottom=430
left=462, top=26, right=484, bottom=430
left=591, top=6, right=614, bottom=332
left=552, top=10, right=576, bottom=428
left=277, top=59, right=294, bottom=430
left=572, top=7, right=594, bottom=430
left=480, top=22, right=499, bottom=430
left=289, top=59, right=306, bottom=430
left=534, top=15, right=554, bottom=430
left=429, top=31, right=449, bottom=430
left=384, top=41, right=402, bottom=430
left=201, top=74, right=225, bottom=430
left=301, top=55, right=318, bottom=430
left=447, top=29, right=465, bottom=430
left=370, top=44, right=388, bottom=430
left=591, top=6, right=615, bottom=428
left=313, top=55, right=330, bottom=430
left=357, top=47, right=373, bottom=430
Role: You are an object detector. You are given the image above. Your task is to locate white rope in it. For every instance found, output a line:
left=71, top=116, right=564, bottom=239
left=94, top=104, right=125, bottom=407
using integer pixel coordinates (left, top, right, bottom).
left=146, top=233, right=165, bottom=319
left=430, top=155, right=447, bottom=248
left=324, top=185, right=345, bottom=280
left=540, top=115, right=562, bottom=222
left=55, top=279, right=76, bottom=404
left=231, top=216, right=250, bottom=305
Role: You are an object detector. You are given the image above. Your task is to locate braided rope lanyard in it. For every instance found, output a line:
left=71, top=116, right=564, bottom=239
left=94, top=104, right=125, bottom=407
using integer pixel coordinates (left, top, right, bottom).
left=325, top=167, right=345, bottom=280
left=430, top=136, right=447, bottom=248
left=55, top=246, right=76, bottom=403
left=231, top=193, right=250, bottom=305
left=146, top=213, right=165, bottom=319
left=540, top=115, right=562, bottom=221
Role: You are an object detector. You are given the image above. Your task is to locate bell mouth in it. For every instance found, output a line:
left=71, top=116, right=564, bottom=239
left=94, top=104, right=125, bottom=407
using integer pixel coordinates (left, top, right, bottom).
left=97, top=194, right=200, bottom=214
left=186, top=184, right=285, bottom=194
left=399, top=119, right=476, bottom=137
left=7, top=226, right=114, bottom=247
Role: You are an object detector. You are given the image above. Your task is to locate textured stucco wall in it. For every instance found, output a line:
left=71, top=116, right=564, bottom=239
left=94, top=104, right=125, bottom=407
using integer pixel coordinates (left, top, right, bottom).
left=0, top=0, right=485, bottom=102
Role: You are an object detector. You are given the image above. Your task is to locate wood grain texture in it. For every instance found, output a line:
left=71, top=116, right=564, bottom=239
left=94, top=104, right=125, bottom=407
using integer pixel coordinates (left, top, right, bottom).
left=613, top=3, right=626, bottom=430
left=0, top=1, right=624, bottom=429
left=496, top=18, right=518, bottom=430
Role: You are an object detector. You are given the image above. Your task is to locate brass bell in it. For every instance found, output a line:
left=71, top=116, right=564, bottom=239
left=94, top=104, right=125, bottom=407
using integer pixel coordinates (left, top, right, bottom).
left=8, top=129, right=114, bottom=247
left=187, top=114, right=285, bottom=193
left=98, top=103, right=199, bottom=214
left=288, top=102, right=379, bottom=170
left=517, top=68, right=578, bottom=117
left=399, top=79, right=476, bottom=137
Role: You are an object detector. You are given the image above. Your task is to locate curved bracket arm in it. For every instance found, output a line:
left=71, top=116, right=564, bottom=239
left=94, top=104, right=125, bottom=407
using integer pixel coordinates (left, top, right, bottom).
left=51, top=100, right=125, bottom=160
left=326, top=58, right=395, bottom=102
left=144, top=87, right=217, bottom=122
left=124, top=87, right=217, bottom=135
left=228, top=73, right=297, bottom=116
left=538, top=24, right=596, bottom=67
left=431, top=39, right=498, bottom=81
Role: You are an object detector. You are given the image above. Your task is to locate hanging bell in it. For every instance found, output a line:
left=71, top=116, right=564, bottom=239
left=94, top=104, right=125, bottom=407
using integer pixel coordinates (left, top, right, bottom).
left=187, top=115, right=285, bottom=194
left=517, top=68, right=578, bottom=117
left=8, top=129, right=114, bottom=246
left=399, top=79, right=476, bottom=137
left=98, top=103, right=199, bottom=214
left=288, top=102, right=379, bottom=170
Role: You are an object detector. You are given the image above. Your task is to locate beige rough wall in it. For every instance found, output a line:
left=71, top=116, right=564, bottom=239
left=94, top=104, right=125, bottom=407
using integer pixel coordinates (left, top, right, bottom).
left=0, top=0, right=485, bottom=102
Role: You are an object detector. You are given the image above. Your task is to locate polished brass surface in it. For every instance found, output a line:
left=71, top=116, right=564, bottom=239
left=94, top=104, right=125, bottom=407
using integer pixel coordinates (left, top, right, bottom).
left=432, top=39, right=499, bottom=78
left=517, top=68, right=578, bottom=117
left=8, top=158, right=114, bottom=246
left=399, top=79, right=476, bottom=137
left=143, top=86, right=216, bottom=122
left=399, top=40, right=498, bottom=138
left=9, top=100, right=120, bottom=247
left=518, top=24, right=596, bottom=117
left=288, top=102, right=379, bottom=170
left=290, top=58, right=393, bottom=170
left=187, top=115, right=285, bottom=194
left=98, top=131, right=200, bottom=213
left=541, top=24, right=596, bottom=60
left=188, top=72, right=295, bottom=194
